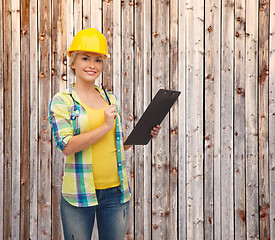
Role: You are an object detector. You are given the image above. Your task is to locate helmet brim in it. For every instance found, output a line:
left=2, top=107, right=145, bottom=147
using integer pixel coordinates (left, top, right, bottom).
left=67, top=50, right=110, bottom=60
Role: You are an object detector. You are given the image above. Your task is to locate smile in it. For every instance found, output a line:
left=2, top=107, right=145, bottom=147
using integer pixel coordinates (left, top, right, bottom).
left=85, top=70, right=97, bottom=75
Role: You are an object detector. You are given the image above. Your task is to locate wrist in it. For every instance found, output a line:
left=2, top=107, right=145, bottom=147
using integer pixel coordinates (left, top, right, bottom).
left=102, top=122, right=112, bottom=132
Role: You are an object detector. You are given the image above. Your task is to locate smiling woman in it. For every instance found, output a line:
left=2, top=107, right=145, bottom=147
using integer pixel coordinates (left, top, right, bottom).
left=69, top=52, right=104, bottom=77
left=47, top=28, right=161, bottom=240
left=71, top=52, right=104, bottom=84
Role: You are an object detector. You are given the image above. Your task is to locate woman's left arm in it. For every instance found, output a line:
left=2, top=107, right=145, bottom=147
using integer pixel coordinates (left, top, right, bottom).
left=123, top=125, right=161, bottom=150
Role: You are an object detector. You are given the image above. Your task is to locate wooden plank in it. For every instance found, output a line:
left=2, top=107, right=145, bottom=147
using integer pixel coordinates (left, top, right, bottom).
left=51, top=0, right=67, bottom=239
left=245, top=0, right=259, bottom=239
left=178, top=0, right=187, bottom=238
left=3, top=0, right=12, bottom=239
left=185, top=0, right=204, bottom=239
left=212, top=3, right=222, bottom=239
left=258, top=0, right=270, bottom=239
left=52, top=0, right=67, bottom=95
left=221, top=0, right=234, bottom=239
left=234, top=0, right=246, bottom=239
left=38, top=0, right=52, bottom=238
left=68, top=0, right=82, bottom=87
left=20, top=0, right=30, bottom=239
left=204, top=0, right=221, bottom=238
left=0, top=0, right=4, bottom=238
left=103, top=0, right=113, bottom=91
left=269, top=0, right=275, bottom=236
left=186, top=6, right=195, bottom=237
left=143, top=0, right=152, bottom=239
left=11, top=0, right=21, bottom=238
left=134, top=0, right=145, bottom=238
left=29, top=0, right=38, bottom=238
left=72, top=0, right=82, bottom=88
left=66, top=0, right=74, bottom=86
left=83, top=0, right=91, bottom=29
left=151, top=0, right=170, bottom=238
left=121, top=0, right=134, bottom=238
left=90, top=0, right=102, bottom=29
left=74, top=0, right=82, bottom=32
left=112, top=0, right=121, bottom=100
left=169, top=0, right=178, bottom=238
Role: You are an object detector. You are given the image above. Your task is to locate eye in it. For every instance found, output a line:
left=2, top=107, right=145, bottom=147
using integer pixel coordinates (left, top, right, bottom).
left=95, top=58, right=102, bottom=63
left=82, top=57, right=89, bottom=61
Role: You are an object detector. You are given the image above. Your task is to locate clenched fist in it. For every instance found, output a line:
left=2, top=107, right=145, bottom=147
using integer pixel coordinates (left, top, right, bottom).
left=104, top=105, right=117, bottom=130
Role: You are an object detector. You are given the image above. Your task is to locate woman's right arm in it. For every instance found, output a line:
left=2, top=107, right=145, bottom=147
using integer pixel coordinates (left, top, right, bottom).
left=62, top=105, right=117, bottom=156
left=62, top=123, right=110, bottom=156
left=49, top=94, right=117, bottom=157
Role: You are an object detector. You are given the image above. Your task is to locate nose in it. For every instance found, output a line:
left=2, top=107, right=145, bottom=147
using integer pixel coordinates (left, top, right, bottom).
left=89, top=60, right=95, bottom=69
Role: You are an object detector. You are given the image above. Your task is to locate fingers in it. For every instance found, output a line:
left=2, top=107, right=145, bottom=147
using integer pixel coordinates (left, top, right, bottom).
left=151, top=125, right=161, bottom=139
left=105, top=105, right=117, bottom=119
left=104, top=105, right=117, bottom=129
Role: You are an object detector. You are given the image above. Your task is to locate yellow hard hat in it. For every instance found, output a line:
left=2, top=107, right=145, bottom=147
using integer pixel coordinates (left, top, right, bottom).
left=67, top=28, right=110, bottom=59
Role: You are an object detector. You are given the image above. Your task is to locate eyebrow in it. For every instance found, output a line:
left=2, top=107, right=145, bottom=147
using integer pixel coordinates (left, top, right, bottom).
left=81, top=54, right=102, bottom=60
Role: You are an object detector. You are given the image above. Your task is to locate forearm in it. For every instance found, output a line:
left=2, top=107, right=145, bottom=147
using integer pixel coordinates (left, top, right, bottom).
left=62, top=124, right=110, bottom=156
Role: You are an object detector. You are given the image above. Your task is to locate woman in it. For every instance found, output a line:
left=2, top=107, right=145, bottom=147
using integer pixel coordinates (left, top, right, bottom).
left=48, top=28, right=161, bottom=240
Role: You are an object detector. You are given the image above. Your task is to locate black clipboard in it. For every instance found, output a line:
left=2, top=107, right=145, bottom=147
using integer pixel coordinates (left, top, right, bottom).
left=124, top=89, right=181, bottom=145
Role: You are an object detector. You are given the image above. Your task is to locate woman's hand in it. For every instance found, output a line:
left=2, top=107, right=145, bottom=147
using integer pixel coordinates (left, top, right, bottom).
left=151, top=125, right=161, bottom=139
left=103, top=105, right=117, bottom=130
left=123, top=125, right=161, bottom=151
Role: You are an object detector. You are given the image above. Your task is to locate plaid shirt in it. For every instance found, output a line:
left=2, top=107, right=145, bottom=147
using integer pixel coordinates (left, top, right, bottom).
left=48, top=84, right=131, bottom=207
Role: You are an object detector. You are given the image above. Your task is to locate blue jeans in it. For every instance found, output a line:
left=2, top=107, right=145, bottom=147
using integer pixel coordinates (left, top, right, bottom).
left=60, top=186, right=130, bottom=240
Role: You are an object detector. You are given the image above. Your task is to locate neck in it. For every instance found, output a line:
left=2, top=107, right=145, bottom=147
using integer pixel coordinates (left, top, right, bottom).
left=74, top=81, right=98, bottom=96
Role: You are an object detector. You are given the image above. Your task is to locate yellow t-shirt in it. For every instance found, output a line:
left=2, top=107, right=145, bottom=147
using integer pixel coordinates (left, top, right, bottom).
left=82, top=101, right=120, bottom=189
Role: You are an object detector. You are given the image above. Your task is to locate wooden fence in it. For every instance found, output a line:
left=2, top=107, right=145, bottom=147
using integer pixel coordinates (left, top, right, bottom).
left=1, top=0, right=275, bottom=239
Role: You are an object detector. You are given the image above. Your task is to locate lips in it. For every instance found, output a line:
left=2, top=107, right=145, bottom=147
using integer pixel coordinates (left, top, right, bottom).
left=85, top=70, right=97, bottom=75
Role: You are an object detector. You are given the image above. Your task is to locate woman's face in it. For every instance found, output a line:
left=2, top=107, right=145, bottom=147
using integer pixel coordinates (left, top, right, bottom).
left=71, top=52, right=104, bottom=84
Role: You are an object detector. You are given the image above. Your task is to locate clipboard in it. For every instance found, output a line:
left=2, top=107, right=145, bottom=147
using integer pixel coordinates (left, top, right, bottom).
left=124, top=89, right=181, bottom=145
